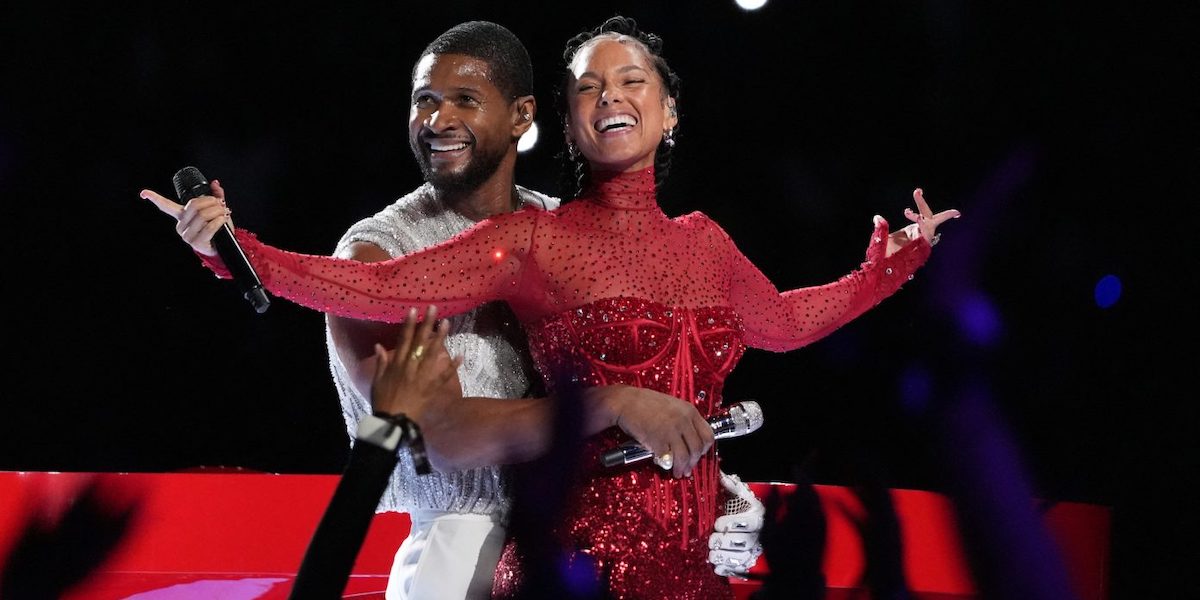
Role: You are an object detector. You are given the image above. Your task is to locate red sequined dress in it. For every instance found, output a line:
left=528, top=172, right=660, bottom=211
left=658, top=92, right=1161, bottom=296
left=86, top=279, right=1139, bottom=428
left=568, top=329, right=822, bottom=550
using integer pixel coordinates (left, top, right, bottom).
left=204, top=168, right=930, bottom=599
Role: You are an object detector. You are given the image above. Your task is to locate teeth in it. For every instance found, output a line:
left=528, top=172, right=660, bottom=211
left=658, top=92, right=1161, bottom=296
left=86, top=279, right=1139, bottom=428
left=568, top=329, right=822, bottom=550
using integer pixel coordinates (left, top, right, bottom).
left=595, top=115, right=636, bottom=132
left=430, top=141, right=469, bottom=152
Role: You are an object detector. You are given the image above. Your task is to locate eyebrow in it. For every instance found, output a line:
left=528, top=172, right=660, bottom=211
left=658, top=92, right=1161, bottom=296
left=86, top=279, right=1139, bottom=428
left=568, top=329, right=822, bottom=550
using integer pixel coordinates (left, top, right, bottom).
left=577, top=64, right=650, bottom=79
left=411, top=85, right=484, bottom=98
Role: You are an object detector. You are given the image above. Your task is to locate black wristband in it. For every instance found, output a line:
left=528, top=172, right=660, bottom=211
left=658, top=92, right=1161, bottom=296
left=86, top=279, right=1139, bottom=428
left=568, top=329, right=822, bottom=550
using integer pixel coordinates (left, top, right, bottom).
left=371, top=412, right=430, bottom=475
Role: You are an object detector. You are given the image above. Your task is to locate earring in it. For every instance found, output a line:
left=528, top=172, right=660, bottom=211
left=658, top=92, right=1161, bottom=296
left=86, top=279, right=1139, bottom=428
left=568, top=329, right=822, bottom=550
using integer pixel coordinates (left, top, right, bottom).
left=663, top=128, right=676, bottom=148
left=567, top=140, right=580, bottom=160
left=522, top=113, right=531, bottom=121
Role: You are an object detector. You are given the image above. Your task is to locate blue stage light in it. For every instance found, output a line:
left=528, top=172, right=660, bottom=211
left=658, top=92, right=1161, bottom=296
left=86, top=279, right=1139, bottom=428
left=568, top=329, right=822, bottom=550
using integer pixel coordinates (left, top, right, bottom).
left=1094, top=274, right=1121, bottom=308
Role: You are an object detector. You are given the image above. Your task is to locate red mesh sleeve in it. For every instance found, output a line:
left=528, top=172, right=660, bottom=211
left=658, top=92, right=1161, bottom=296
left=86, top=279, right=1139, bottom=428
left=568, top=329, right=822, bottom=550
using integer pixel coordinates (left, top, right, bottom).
left=199, top=209, right=542, bottom=323
left=725, top=216, right=931, bottom=352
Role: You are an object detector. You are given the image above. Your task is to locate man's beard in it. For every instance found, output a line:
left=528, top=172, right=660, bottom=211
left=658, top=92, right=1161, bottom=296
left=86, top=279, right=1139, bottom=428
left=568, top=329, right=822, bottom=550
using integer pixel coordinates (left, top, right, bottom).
left=412, top=140, right=507, bottom=197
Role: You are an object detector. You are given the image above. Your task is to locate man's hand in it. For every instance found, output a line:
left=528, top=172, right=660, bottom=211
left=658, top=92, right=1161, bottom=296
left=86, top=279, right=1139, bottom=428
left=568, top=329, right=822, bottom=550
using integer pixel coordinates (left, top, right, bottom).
left=709, top=471, right=765, bottom=577
left=140, top=179, right=231, bottom=256
left=586, top=385, right=715, bottom=479
left=370, top=305, right=463, bottom=424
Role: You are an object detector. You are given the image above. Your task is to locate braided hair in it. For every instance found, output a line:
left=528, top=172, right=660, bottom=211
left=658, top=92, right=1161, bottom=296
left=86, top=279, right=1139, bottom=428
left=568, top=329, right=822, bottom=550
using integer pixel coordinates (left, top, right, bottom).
left=557, top=16, right=682, bottom=198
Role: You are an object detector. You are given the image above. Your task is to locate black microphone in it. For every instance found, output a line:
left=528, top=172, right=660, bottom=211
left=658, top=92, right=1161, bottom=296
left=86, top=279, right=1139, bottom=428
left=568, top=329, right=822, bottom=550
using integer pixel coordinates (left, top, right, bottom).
left=172, top=166, right=270, bottom=314
left=600, top=400, right=763, bottom=467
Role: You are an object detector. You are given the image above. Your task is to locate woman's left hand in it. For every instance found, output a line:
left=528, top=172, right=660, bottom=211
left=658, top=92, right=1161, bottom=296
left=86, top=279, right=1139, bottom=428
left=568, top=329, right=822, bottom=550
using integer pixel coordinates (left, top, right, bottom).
left=886, top=188, right=961, bottom=257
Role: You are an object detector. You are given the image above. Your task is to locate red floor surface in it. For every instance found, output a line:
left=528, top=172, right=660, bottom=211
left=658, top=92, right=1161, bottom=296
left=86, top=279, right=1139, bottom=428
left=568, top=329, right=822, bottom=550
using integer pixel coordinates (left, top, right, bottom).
left=0, top=472, right=1110, bottom=599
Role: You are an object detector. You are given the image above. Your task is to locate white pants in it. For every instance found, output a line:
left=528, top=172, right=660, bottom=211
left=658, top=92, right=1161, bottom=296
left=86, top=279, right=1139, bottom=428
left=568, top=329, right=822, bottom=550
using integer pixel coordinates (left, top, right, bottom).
left=385, top=510, right=506, bottom=600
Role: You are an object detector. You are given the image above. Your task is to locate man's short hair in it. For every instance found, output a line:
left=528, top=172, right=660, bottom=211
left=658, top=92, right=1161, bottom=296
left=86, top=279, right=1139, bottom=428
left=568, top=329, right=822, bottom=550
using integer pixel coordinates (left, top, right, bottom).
left=416, top=21, right=534, bottom=100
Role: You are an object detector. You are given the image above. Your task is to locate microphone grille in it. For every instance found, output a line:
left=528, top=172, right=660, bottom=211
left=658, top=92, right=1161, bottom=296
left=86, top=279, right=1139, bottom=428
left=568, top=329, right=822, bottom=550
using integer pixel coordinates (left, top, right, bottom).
left=172, top=166, right=208, bottom=201
left=734, top=400, right=763, bottom=434
left=733, top=400, right=763, bottom=435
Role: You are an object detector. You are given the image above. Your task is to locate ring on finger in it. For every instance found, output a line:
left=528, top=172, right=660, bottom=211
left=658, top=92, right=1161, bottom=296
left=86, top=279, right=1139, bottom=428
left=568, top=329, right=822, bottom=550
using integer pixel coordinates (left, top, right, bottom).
left=409, top=345, right=425, bottom=362
left=654, top=452, right=673, bottom=471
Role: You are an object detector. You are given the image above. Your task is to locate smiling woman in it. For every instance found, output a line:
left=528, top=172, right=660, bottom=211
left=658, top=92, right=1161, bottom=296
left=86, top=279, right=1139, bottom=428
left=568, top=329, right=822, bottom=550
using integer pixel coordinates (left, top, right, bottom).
left=557, top=18, right=683, bottom=198
left=564, top=39, right=677, bottom=174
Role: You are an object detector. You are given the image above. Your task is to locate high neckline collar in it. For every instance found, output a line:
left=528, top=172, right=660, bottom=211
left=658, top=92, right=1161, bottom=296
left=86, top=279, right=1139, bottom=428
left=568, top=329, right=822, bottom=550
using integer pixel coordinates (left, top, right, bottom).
left=582, top=166, right=659, bottom=211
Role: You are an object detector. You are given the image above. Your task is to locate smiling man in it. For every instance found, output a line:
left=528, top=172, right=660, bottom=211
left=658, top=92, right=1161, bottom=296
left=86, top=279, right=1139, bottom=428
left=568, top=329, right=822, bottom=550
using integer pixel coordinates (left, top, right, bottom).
left=324, top=22, right=557, bottom=600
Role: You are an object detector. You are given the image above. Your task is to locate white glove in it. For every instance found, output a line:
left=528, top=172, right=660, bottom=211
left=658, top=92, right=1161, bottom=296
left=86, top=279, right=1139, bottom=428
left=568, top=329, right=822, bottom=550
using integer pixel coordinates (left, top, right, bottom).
left=708, top=470, right=765, bottom=577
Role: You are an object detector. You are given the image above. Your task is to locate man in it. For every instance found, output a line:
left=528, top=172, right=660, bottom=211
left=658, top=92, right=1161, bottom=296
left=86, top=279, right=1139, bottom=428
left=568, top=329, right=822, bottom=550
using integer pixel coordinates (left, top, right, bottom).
left=324, top=22, right=555, bottom=599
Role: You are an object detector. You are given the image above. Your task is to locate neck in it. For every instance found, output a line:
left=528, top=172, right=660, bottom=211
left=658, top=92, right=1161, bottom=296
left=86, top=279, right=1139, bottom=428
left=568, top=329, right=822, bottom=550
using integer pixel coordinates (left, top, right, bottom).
left=582, top=165, right=659, bottom=211
left=435, top=152, right=521, bottom=221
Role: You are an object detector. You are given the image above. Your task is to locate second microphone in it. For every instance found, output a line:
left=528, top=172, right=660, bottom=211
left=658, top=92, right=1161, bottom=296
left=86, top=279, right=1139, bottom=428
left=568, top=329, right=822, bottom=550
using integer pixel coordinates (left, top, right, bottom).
left=600, top=400, right=763, bottom=468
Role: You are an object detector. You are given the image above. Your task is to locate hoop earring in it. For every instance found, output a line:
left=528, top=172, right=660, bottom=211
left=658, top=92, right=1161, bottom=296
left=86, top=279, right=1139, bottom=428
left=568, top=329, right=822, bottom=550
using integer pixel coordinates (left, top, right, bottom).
left=663, top=128, right=676, bottom=148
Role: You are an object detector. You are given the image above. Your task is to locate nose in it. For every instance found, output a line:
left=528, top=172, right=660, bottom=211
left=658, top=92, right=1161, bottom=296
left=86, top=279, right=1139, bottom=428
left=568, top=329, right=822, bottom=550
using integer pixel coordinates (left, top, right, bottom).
left=425, top=105, right=457, bottom=133
left=599, top=84, right=624, bottom=107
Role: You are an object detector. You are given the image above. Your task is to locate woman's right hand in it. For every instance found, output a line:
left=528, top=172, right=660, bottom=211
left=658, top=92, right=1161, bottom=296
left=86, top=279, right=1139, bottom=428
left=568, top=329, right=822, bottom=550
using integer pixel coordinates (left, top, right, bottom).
left=593, top=385, right=715, bottom=479
left=140, top=179, right=232, bottom=257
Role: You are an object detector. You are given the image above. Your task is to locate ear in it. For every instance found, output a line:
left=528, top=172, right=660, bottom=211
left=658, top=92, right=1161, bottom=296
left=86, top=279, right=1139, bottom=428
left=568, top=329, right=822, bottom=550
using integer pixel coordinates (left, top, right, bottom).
left=512, top=95, right=537, bottom=138
left=663, top=96, right=678, bottom=132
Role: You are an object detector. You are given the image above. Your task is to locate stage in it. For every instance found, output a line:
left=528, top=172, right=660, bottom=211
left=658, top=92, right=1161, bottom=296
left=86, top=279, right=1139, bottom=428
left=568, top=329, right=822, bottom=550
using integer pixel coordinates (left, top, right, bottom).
left=0, top=471, right=1110, bottom=599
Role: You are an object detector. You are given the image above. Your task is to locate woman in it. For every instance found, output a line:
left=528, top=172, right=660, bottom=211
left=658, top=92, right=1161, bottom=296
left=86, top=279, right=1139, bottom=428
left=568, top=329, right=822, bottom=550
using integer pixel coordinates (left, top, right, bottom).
left=144, top=16, right=957, bottom=599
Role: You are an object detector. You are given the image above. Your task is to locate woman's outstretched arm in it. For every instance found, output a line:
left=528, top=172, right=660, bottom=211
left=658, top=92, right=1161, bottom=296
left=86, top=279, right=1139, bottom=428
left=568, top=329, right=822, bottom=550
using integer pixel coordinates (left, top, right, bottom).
left=721, top=189, right=958, bottom=352
left=142, top=181, right=541, bottom=323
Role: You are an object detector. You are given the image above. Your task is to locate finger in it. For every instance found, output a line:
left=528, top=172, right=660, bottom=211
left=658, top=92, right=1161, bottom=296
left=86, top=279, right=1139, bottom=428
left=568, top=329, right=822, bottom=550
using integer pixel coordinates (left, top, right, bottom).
left=671, top=437, right=689, bottom=479
left=407, top=305, right=439, bottom=375
left=648, top=441, right=671, bottom=472
left=685, top=412, right=714, bottom=474
left=417, top=305, right=439, bottom=344
left=417, top=312, right=446, bottom=350
left=913, top=188, right=933, bottom=219
left=931, top=209, right=961, bottom=225
left=708, top=548, right=753, bottom=575
left=179, top=203, right=229, bottom=240
left=695, top=410, right=716, bottom=452
left=141, top=189, right=185, bottom=220
left=371, top=343, right=390, bottom=387
left=183, top=211, right=229, bottom=247
left=177, top=197, right=225, bottom=236
left=712, top=531, right=760, bottom=552
left=903, top=207, right=921, bottom=224
left=436, top=354, right=462, bottom=387
left=210, top=179, right=227, bottom=203
left=394, top=307, right=419, bottom=366
left=680, top=425, right=704, bottom=476
left=714, top=511, right=765, bottom=533
left=422, top=319, right=454, bottom=369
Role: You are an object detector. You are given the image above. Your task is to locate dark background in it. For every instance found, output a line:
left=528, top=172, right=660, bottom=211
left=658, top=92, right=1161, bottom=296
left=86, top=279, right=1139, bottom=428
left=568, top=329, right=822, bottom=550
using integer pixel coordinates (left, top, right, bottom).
left=3, top=1, right=1194, bottom=597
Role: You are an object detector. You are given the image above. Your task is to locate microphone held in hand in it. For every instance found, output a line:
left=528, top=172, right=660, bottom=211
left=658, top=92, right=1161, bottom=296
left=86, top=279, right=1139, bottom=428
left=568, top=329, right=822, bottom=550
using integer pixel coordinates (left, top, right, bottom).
left=172, top=166, right=270, bottom=314
left=601, top=400, right=763, bottom=467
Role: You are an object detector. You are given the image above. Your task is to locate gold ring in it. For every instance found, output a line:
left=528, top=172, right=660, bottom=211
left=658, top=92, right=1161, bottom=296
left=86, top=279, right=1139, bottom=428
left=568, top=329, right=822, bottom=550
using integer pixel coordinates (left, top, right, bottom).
left=409, top=345, right=425, bottom=362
